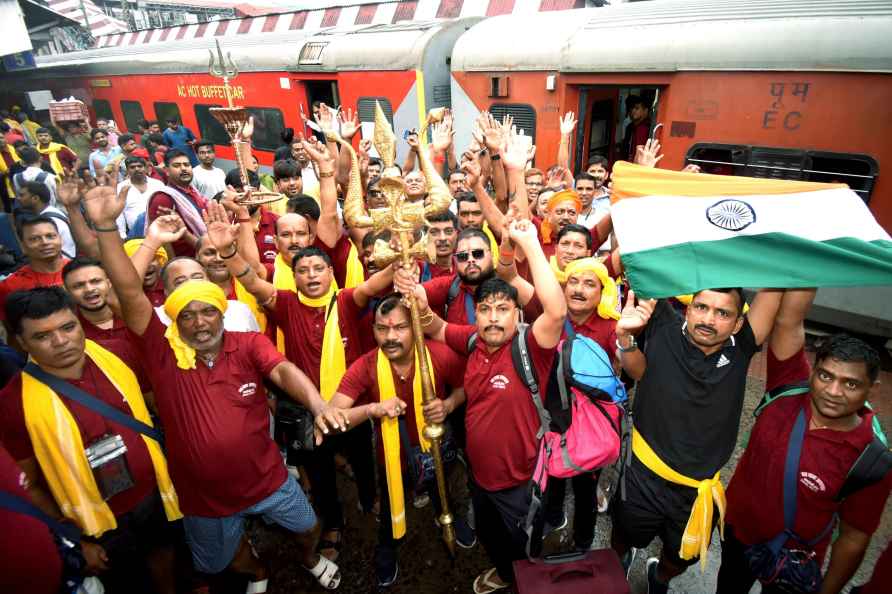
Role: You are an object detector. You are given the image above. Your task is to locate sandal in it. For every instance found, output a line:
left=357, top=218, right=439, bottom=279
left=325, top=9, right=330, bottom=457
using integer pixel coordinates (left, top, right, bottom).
left=473, top=568, right=509, bottom=594
left=318, top=528, right=343, bottom=562
left=245, top=579, right=268, bottom=594
left=305, top=555, right=341, bottom=590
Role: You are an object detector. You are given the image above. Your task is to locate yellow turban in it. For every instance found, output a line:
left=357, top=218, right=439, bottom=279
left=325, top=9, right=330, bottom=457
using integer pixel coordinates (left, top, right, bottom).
left=123, top=239, right=168, bottom=267
left=564, top=257, right=620, bottom=321
left=162, top=281, right=228, bottom=370
left=541, top=190, right=583, bottom=244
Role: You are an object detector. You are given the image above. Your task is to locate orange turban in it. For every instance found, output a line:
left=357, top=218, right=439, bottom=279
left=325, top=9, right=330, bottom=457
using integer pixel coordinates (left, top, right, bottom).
left=541, top=190, right=583, bottom=244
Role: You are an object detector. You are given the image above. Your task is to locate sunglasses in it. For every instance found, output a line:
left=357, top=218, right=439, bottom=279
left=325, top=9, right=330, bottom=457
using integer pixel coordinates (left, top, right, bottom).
left=455, top=249, right=486, bottom=263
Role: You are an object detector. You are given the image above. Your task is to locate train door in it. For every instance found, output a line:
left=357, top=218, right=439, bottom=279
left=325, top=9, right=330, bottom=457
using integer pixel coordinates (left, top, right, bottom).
left=292, top=78, right=340, bottom=141
left=573, top=85, right=662, bottom=172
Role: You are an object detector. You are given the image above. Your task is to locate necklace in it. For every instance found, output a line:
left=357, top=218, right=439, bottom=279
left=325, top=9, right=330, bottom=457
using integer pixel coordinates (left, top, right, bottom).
left=199, top=353, right=217, bottom=368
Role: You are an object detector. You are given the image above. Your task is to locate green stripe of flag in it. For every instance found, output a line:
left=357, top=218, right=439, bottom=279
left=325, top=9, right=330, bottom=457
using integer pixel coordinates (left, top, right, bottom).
left=622, top=234, right=892, bottom=299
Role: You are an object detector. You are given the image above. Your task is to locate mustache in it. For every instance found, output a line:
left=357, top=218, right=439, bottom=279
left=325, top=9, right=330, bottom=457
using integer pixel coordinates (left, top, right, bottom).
left=484, top=325, right=503, bottom=333
left=694, top=324, right=716, bottom=335
left=570, top=293, right=586, bottom=300
left=382, top=341, right=402, bottom=350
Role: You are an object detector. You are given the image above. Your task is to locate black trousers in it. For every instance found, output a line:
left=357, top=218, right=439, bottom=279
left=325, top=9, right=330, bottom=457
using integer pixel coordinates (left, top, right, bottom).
left=298, top=439, right=344, bottom=530
left=471, top=479, right=530, bottom=583
left=543, top=472, right=600, bottom=549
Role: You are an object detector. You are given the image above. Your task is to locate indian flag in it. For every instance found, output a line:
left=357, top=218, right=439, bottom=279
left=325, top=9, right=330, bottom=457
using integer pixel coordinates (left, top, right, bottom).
left=610, top=162, right=892, bottom=298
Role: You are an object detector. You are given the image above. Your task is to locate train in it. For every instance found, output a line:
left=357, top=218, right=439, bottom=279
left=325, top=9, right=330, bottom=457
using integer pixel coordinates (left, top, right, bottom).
left=2, top=0, right=891, bottom=338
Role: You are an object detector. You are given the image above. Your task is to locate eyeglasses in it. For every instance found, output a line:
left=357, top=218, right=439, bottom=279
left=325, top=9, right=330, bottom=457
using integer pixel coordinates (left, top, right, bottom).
left=455, top=249, right=486, bottom=263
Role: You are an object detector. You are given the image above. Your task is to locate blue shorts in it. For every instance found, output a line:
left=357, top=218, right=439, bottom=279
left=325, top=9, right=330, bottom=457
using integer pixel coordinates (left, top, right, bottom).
left=183, top=475, right=316, bottom=573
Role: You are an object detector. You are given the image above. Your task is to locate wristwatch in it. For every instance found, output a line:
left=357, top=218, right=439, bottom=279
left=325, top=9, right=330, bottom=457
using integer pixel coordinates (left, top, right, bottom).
left=615, top=335, right=638, bottom=353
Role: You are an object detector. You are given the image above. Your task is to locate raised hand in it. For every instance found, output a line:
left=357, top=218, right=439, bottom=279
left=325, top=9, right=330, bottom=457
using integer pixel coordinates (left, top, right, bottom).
left=202, top=200, right=239, bottom=250
left=301, top=137, right=335, bottom=168
left=481, top=112, right=505, bottom=155
left=431, top=120, right=454, bottom=153
left=338, top=108, right=360, bottom=139
left=57, top=170, right=83, bottom=209
left=314, top=102, right=337, bottom=133
left=235, top=115, right=254, bottom=142
left=506, top=218, right=537, bottom=247
left=461, top=157, right=482, bottom=188
left=82, top=185, right=125, bottom=227
left=501, top=127, right=531, bottom=172
left=681, top=163, right=701, bottom=174
left=405, top=130, right=420, bottom=152
left=146, top=214, right=187, bottom=246
left=559, top=111, right=578, bottom=136
left=358, top=138, right=372, bottom=158
left=616, top=290, right=657, bottom=335
left=634, top=138, right=664, bottom=168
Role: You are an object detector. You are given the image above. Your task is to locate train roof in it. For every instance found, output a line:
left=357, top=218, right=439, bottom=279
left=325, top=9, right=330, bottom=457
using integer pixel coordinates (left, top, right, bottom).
left=31, top=18, right=480, bottom=77
left=451, top=0, right=892, bottom=74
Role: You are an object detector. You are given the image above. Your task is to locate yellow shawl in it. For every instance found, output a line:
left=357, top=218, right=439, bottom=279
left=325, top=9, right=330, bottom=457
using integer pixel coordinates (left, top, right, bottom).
left=22, top=340, right=181, bottom=537
left=377, top=346, right=435, bottom=539
left=36, top=142, right=68, bottom=177
left=0, top=144, right=21, bottom=195
left=297, top=282, right=344, bottom=401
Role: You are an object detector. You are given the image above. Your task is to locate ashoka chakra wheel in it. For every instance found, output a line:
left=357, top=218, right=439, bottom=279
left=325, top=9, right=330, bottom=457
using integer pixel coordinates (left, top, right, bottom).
left=706, top=199, right=756, bottom=231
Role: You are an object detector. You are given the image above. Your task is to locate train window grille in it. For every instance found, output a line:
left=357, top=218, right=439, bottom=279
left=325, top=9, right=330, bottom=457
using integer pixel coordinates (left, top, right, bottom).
left=357, top=98, right=393, bottom=126
left=299, top=42, right=328, bottom=65
left=489, top=103, right=536, bottom=143
left=154, top=102, right=182, bottom=128
left=685, top=143, right=878, bottom=204
left=92, top=99, right=114, bottom=123
left=119, top=100, right=145, bottom=133
left=193, top=104, right=230, bottom=146
left=432, top=85, right=451, bottom=109
left=246, top=107, right=286, bottom=152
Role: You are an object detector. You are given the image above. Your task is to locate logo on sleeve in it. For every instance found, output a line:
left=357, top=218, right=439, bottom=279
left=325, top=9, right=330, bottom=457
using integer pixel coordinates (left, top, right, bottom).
left=238, top=382, right=258, bottom=398
left=800, top=472, right=826, bottom=493
left=489, top=374, right=510, bottom=390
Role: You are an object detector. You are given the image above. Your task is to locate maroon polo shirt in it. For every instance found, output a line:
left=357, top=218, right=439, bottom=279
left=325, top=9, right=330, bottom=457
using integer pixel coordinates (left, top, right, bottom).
left=266, top=287, right=365, bottom=389
left=422, top=261, right=453, bottom=280
left=137, top=313, right=287, bottom=517
left=337, top=340, right=466, bottom=467
left=146, top=185, right=208, bottom=257
left=566, top=312, right=617, bottom=354
left=445, top=324, right=556, bottom=491
left=0, top=444, right=63, bottom=594
left=145, top=278, right=167, bottom=307
left=0, top=353, right=157, bottom=517
left=725, top=347, right=892, bottom=561
left=255, top=209, right=279, bottom=266
left=316, top=233, right=354, bottom=290
left=424, top=274, right=475, bottom=325
left=77, top=312, right=151, bottom=391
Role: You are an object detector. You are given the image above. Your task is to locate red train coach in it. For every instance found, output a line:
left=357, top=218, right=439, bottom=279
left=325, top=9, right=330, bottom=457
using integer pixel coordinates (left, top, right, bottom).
left=450, top=0, right=892, bottom=336
left=3, top=18, right=480, bottom=168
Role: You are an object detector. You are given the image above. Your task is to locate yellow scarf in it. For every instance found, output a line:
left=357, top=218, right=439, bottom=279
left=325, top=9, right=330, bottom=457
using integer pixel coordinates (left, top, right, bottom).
left=344, top=239, right=365, bottom=289
left=297, top=282, right=343, bottom=401
left=563, top=257, right=621, bottom=321
left=376, top=345, right=435, bottom=539
left=632, top=428, right=725, bottom=569
left=273, top=253, right=297, bottom=352
left=233, top=278, right=267, bottom=333
left=482, top=222, right=499, bottom=257
left=0, top=144, right=20, bottom=195
left=162, top=280, right=229, bottom=370
left=675, top=293, right=750, bottom=314
left=36, top=142, right=67, bottom=176
left=22, top=340, right=182, bottom=537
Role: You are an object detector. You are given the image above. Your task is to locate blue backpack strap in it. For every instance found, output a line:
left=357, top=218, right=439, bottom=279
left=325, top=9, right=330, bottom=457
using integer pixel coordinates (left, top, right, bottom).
left=510, top=325, right=551, bottom=439
left=419, top=262, right=432, bottom=283
left=563, top=318, right=575, bottom=339
left=464, top=292, right=476, bottom=325
left=466, top=332, right=477, bottom=354
left=444, top=276, right=461, bottom=319
left=24, top=362, right=164, bottom=444
left=0, top=490, right=82, bottom=543
left=765, top=406, right=808, bottom=554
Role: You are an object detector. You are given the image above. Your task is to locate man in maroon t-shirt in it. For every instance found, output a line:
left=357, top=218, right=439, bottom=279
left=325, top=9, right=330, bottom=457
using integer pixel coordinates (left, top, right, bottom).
left=86, top=184, right=347, bottom=591
left=330, top=294, right=472, bottom=587
left=422, top=227, right=495, bottom=326
left=420, top=210, right=458, bottom=280
left=0, top=287, right=179, bottom=593
left=145, top=149, right=208, bottom=257
left=400, top=218, right=567, bottom=592
left=718, top=289, right=891, bottom=594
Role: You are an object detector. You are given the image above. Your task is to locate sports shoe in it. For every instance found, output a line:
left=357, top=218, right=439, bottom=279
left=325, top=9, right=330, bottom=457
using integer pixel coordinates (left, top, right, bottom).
left=543, top=512, right=568, bottom=535
left=438, top=516, right=477, bottom=549
left=621, top=547, right=638, bottom=579
left=374, top=547, right=399, bottom=588
left=646, top=557, right=669, bottom=594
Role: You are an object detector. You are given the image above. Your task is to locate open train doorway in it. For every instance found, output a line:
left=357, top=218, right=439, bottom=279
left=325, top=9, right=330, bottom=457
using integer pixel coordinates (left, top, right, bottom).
left=299, top=79, right=339, bottom=141
left=573, top=86, right=662, bottom=173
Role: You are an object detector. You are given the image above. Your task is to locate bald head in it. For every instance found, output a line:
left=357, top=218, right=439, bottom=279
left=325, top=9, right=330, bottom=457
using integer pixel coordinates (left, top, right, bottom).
left=161, top=257, right=208, bottom=295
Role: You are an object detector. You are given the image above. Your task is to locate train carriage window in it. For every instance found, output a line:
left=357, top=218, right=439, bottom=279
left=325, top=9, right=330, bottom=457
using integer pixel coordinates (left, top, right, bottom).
left=194, top=104, right=230, bottom=146
left=686, top=144, right=878, bottom=204
left=246, top=107, right=286, bottom=152
left=154, top=102, right=182, bottom=127
left=357, top=98, right=393, bottom=126
left=93, top=99, right=114, bottom=123
left=489, top=103, right=536, bottom=143
left=120, top=100, right=145, bottom=133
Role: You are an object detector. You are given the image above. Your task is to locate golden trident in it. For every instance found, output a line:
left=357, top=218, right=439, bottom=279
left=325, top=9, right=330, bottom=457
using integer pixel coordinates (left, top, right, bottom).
left=207, top=39, right=284, bottom=206
left=328, top=102, right=457, bottom=555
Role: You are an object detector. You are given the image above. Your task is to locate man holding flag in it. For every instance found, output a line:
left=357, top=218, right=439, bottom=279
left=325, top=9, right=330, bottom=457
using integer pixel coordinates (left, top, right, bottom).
left=607, top=160, right=892, bottom=593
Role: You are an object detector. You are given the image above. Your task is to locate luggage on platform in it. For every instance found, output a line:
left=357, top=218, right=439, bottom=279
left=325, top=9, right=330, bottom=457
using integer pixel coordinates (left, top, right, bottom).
left=513, top=549, right=631, bottom=594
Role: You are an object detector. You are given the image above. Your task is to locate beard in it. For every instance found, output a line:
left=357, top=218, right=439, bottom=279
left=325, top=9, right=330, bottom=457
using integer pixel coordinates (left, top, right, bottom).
left=458, top=265, right=494, bottom=287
